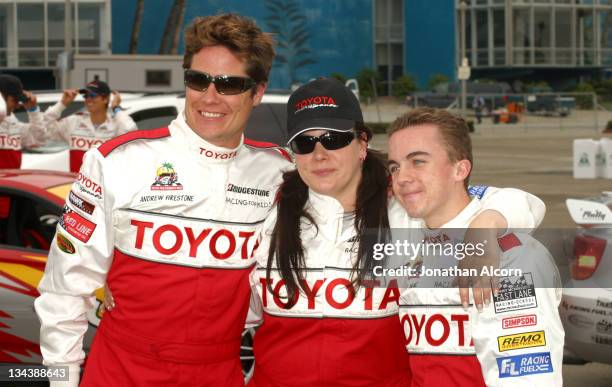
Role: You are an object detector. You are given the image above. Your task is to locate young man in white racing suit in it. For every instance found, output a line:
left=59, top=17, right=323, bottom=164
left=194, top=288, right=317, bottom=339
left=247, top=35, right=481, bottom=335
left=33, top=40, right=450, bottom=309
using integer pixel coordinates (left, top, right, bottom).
left=0, top=74, right=46, bottom=169
left=42, top=79, right=137, bottom=172
left=387, top=108, right=563, bottom=387
left=35, top=14, right=291, bottom=387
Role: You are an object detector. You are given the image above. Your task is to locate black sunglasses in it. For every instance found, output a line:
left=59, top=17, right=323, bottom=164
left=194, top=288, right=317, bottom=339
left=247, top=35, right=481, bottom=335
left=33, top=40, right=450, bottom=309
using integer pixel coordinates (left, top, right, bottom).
left=289, top=131, right=358, bottom=155
left=184, top=69, right=256, bottom=95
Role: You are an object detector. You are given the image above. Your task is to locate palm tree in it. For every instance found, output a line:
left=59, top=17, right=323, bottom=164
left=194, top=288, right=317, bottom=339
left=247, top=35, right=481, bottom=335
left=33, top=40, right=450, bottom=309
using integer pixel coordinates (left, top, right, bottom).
left=170, top=0, right=186, bottom=54
left=159, top=0, right=186, bottom=55
left=264, top=0, right=316, bottom=85
left=129, top=0, right=145, bottom=54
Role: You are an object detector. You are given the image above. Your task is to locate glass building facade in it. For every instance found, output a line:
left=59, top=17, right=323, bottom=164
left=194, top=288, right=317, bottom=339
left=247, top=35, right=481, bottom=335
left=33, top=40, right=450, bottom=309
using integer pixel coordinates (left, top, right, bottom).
left=460, top=0, right=612, bottom=68
left=0, top=0, right=110, bottom=69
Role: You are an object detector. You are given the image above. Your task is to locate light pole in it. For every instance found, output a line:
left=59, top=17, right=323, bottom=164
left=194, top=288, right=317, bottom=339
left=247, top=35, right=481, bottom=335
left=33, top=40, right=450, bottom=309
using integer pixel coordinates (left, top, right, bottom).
left=459, top=0, right=468, bottom=119
left=62, top=0, right=73, bottom=89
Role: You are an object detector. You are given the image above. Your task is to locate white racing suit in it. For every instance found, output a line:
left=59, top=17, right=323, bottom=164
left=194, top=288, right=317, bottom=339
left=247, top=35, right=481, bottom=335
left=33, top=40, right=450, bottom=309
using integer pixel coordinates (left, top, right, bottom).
left=394, top=194, right=563, bottom=387
left=43, top=102, right=137, bottom=172
left=35, top=113, right=291, bottom=387
left=0, top=94, right=6, bottom=121
left=0, top=107, right=45, bottom=169
left=248, top=186, right=544, bottom=387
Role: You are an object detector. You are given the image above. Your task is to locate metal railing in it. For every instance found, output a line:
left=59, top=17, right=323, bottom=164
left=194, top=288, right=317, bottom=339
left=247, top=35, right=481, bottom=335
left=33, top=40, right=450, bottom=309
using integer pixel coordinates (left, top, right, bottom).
left=407, top=92, right=604, bottom=132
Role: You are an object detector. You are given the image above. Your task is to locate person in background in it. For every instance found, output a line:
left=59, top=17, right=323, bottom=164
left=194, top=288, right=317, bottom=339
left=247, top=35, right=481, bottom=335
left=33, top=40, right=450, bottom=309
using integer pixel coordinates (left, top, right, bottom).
left=43, top=80, right=137, bottom=172
left=473, top=94, right=485, bottom=124
left=0, top=74, right=45, bottom=169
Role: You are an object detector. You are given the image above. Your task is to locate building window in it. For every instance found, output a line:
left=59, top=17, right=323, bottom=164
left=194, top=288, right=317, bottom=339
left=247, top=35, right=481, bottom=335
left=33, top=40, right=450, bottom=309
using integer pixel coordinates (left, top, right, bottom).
left=17, top=3, right=44, bottom=67
left=0, top=5, right=9, bottom=67
left=555, top=8, right=572, bottom=64
left=493, top=9, right=506, bottom=65
left=77, top=3, right=102, bottom=53
left=374, top=0, right=404, bottom=96
left=534, top=8, right=552, bottom=64
left=146, top=70, right=171, bottom=87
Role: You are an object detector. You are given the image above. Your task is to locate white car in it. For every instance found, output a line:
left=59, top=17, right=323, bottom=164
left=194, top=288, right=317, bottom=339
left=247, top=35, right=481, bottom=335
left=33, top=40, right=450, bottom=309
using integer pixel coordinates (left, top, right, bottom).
left=561, top=192, right=612, bottom=364
left=21, top=92, right=290, bottom=171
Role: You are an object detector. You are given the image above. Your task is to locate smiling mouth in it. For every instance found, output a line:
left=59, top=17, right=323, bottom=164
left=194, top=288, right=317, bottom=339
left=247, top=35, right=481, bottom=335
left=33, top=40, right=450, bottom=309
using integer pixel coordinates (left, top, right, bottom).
left=401, top=191, right=422, bottom=201
left=198, top=110, right=225, bottom=118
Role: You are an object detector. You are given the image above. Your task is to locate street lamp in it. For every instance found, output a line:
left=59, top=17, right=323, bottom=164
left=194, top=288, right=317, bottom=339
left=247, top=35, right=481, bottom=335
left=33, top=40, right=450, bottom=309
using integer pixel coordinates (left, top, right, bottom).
left=61, top=0, right=73, bottom=89
left=458, top=0, right=470, bottom=119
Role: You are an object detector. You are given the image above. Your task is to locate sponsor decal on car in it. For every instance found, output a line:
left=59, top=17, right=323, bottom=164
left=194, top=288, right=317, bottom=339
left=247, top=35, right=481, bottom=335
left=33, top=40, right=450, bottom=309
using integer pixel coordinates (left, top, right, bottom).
left=593, top=335, right=612, bottom=345
left=497, top=352, right=553, bottom=378
left=502, top=314, right=537, bottom=329
left=497, top=330, right=546, bottom=352
left=151, top=162, right=183, bottom=191
left=596, top=299, right=612, bottom=309
left=596, top=320, right=612, bottom=335
left=68, top=191, right=95, bottom=215
left=56, top=233, right=75, bottom=254
left=76, top=173, right=103, bottom=199
left=493, top=273, right=537, bottom=313
left=568, top=313, right=595, bottom=329
left=59, top=207, right=97, bottom=243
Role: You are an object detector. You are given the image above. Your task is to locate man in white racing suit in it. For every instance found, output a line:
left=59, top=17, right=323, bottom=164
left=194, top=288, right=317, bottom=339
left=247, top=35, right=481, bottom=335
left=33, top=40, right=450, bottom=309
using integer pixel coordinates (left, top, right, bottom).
left=387, top=108, right=563, bottom=387
left=0, top=74, right=46, bottom=169
left=43, top=79, right=137, bottom=172
left=35, top=14, right=291, bottom=387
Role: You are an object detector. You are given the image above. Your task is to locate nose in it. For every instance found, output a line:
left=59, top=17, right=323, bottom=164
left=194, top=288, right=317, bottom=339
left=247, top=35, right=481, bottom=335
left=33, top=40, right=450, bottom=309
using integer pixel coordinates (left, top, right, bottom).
left=311, top=142, right=329, bottom=160
left=198, top=82, right=222, bottom=104
left=395, top=165, right=415, bottom=186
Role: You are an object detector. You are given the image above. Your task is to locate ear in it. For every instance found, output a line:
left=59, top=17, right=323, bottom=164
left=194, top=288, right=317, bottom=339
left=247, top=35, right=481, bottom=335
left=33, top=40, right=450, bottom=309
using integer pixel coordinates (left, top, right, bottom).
left=358, top=136, right=368, bottom=161
left=454, top=159, right=471, bottom=182
left=252, top=82, right=267, bottom=107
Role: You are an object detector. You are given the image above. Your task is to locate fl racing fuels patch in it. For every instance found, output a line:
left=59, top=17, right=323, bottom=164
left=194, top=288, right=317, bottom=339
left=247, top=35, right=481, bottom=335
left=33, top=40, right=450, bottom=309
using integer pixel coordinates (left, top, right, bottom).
left=497, top=352, right=553, bottom=378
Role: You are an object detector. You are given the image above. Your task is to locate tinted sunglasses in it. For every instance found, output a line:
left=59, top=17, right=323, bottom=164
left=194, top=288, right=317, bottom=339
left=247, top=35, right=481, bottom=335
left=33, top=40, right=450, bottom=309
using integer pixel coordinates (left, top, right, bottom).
left=80, top=91, right=100, bottom=99
left=184, top=69, right=256, bottom=95
left=289, top=131, right=358, bottom=155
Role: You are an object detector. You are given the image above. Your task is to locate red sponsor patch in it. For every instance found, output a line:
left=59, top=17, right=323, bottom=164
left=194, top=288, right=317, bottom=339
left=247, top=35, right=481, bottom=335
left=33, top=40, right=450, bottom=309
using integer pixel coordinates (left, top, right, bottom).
left=502, top=314, right=537, bottom=329
left=62, top=210, right=96, bottom=243
left=68, top=191, right=95, bottom=215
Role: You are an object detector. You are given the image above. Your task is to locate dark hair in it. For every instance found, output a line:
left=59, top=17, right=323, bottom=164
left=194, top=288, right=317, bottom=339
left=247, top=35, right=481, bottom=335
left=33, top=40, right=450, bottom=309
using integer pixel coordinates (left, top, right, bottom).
left=266, top=124, right=389, bottom=303
left=182, top=13, right=276, bottom=84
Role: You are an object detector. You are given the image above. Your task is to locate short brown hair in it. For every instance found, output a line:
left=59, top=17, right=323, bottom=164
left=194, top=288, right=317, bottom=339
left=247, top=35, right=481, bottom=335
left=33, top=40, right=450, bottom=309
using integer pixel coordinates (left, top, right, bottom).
left=183, top=13, right=276, bottom=84
left=388, top=107, right=473, bottom=188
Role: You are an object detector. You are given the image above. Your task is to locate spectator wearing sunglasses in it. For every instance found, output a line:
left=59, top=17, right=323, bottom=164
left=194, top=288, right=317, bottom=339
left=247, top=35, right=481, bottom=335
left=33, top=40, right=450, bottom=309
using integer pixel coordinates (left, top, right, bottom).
left=0, top=74, right=46, bottom=169
left=247, top=79, right=545, bottom=386
left=36, top=13, right=290, bottom=387
left=42, top=80, right=137, bottom=172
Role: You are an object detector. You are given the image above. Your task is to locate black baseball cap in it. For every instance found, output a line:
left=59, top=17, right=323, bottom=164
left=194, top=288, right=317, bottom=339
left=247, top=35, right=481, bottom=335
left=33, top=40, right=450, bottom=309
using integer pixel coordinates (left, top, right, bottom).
left=286, top=78, right=363, bottom=144
left=79, top=80, right=111, bottom=96
left=0, top=74, right=27, bottom=101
